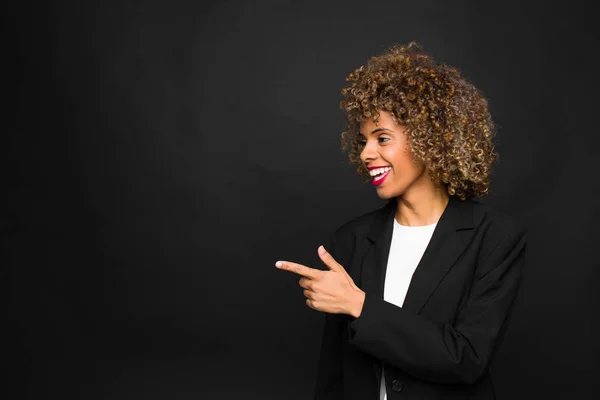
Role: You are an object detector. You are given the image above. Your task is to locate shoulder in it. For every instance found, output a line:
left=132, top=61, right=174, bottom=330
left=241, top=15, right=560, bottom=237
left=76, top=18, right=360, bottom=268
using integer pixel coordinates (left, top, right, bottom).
left=332, top=200, right=391, bottom=237
left=323, top=201, right=392, bottom=262
left=466, top=198, right=528, bottom=263
left=468, top=198, right=527, bottom=238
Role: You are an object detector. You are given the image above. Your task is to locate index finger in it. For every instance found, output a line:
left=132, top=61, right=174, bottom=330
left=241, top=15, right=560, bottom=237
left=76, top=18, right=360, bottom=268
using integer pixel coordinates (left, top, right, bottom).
left=275, top=261, right=321, bottom=280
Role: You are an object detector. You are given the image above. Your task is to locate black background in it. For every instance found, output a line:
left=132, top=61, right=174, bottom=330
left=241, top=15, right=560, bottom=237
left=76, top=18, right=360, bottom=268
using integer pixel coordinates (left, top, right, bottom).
left=7, top=1, right=599, bottom=399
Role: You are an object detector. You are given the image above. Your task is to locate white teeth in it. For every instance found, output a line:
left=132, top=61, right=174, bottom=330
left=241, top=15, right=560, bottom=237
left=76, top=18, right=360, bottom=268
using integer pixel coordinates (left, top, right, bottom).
left=369, top=167, right=391, bottom=177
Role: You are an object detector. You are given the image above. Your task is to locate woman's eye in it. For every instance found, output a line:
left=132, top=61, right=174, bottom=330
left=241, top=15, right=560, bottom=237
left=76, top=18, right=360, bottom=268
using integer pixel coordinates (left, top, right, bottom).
left=359, top=137, right=388, bottom=146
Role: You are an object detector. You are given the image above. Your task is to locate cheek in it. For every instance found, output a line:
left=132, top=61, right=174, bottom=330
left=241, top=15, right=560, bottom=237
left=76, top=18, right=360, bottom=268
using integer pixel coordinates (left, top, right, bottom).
left=391, top=152, right=424, bottom=179
left=402, top=146, right=421, bottom=167
left=391, top=149, right=413, bottom=169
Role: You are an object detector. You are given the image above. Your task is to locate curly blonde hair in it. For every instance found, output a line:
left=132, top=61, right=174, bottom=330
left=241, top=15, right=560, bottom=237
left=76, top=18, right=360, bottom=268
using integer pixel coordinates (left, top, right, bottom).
left=340, top=42, right=497, bottom=200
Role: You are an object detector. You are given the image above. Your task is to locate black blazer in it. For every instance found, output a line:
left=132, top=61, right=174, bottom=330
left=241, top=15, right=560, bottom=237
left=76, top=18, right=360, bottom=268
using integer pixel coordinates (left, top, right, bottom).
left=314, top=195, right=527, bottom=400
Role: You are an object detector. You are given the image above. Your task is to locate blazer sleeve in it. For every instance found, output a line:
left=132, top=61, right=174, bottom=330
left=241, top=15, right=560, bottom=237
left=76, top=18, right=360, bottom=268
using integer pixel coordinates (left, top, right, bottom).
left=347, top=225, right=527, bottom=385
left=313, top=312, right=345, bottom=400
left=313, top=229, right=350, bottom=400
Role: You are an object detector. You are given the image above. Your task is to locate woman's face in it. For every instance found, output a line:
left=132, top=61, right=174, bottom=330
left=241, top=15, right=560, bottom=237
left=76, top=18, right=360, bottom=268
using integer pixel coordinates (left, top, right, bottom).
left=359, top=111, right=429, bottom=199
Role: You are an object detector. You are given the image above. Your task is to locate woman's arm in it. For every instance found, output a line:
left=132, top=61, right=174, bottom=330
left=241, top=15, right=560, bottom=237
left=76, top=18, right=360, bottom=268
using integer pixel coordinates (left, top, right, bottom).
left=347, top=227, right=527, bottom=385
left=314, top=312, right=345, bottom=400
left=313, top=231, right=352, bottom=400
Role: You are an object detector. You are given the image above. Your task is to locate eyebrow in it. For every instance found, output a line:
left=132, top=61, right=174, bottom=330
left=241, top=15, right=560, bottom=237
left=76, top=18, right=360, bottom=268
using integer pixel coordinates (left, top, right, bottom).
left=358, top=128, right=393, bottom=136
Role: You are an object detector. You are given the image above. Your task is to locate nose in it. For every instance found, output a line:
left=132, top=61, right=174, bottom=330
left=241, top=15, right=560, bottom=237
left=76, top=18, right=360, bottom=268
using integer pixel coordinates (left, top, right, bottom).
left=360, top=140, right=378, bottom=164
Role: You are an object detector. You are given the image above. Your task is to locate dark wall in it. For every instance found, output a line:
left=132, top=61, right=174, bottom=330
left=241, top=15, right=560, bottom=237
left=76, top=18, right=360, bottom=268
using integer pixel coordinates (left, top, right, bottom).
left=7, top=1, right=599, bottom=399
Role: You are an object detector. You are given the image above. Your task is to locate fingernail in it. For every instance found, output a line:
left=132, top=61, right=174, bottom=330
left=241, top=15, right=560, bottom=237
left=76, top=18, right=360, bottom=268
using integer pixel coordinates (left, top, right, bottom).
left=275, top=261, right=282, bottom=268
left=318, top=246, right=326, bottom=255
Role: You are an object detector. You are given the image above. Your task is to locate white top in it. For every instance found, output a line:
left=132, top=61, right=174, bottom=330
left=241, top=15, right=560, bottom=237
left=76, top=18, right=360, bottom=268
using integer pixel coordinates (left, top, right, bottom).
left=380, top=218, right=437, bottom=400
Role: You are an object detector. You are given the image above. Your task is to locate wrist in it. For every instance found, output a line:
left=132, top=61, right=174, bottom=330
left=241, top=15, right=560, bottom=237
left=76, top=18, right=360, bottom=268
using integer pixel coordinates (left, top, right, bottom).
left=349, top=290, right=365, bottom=318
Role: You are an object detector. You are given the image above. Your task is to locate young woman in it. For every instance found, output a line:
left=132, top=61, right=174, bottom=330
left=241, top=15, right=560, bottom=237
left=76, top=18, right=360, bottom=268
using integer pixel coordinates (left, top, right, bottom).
left=275, top=42, right=527, bottom=400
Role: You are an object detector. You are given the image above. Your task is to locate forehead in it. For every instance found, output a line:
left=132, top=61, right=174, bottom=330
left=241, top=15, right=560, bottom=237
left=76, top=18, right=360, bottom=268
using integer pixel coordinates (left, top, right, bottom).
left=359, top=112, right=398, bottom=134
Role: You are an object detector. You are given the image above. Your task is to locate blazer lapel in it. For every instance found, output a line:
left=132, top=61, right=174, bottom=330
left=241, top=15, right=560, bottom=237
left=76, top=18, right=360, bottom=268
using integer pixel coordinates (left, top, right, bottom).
left=402, top=195, right=475, bottom=314
left=360, top=199, right=396, bottom=300
left=360, top=195, right=475, bottom=314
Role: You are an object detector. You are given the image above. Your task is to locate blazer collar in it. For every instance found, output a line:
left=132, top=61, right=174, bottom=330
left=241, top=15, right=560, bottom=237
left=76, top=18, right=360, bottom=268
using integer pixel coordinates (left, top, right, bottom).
left=360, top=195, right=475, bottom=314
left=366, top=195, right=473, bottom=242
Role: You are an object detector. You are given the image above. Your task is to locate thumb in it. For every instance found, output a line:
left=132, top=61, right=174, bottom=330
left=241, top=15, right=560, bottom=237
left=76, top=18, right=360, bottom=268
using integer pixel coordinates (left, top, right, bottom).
left=318, top=245, right=345, bottom=273
left=318, top=246, right=359, bottom=290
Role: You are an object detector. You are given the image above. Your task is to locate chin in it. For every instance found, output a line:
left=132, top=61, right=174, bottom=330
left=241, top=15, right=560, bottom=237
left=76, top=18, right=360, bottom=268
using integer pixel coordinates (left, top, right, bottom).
left=376, top=188, right=403, bottom=200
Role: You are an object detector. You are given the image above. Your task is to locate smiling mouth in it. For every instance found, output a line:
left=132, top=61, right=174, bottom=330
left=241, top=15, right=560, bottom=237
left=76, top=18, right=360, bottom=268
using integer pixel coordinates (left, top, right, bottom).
left=369, top=166, right=392, bottom=180
left=372, top=171, right=387, bottom=180
left=371, top=169, right=391, bottom=186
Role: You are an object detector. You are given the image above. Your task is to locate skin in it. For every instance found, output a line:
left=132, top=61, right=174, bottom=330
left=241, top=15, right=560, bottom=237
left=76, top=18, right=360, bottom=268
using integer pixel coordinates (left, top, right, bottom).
left=276, top=110, right=450, bottom=317
left=359, top=111, right=449, bottom=227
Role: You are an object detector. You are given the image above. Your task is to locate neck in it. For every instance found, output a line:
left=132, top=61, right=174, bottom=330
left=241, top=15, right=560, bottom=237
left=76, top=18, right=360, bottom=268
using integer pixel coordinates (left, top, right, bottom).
left=395, top=184, right=450, bottom=227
